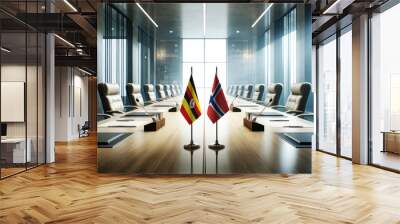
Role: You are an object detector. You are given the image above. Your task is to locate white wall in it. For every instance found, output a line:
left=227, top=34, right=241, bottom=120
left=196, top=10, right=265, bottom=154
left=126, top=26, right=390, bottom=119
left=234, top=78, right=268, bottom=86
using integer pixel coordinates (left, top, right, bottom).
left=55, top=67, right=89, bottom=141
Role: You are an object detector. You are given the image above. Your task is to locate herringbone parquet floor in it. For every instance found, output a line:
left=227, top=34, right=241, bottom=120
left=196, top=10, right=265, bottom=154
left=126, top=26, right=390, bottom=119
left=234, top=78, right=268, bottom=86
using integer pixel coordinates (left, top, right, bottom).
left=1, top=135, right=400, bottom=223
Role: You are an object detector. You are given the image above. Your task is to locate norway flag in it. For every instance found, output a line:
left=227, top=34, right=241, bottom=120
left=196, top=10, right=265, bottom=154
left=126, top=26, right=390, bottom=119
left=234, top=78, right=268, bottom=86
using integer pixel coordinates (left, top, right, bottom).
left=207, top=72, right=229, bottom=123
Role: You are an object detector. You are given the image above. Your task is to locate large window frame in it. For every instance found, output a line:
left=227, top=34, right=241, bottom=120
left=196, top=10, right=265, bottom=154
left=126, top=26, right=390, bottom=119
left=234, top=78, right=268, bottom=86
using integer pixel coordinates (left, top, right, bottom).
left=315, top=25, right=353, bottom=160
left=181, top=38, right=227, bottom=90
left=368, top=2, right=400, bottom=172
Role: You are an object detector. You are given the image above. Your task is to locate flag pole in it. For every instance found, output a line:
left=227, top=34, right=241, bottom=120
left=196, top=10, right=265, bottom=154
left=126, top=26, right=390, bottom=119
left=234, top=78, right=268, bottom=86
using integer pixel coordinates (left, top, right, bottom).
left=191, top=124, right=193, bottom=144
left=209, top=66, right=225, bottom=151
left=184, top=66, right=200, bottom=151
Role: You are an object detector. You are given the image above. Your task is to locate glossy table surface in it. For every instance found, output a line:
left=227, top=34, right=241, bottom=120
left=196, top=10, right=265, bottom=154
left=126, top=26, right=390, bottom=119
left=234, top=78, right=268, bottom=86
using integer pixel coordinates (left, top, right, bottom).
left=97, top=97, right=313, bottom=174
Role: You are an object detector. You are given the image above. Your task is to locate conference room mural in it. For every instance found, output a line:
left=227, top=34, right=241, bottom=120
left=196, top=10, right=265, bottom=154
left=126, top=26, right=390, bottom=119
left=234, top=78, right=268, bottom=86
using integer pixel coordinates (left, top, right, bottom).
left=97, top=3, right=313, bottom=174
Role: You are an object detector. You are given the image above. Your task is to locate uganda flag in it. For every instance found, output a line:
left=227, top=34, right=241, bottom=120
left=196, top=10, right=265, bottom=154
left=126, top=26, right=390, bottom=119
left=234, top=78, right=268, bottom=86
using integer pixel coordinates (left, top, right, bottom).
left=180, top=74, right=202, bottom=124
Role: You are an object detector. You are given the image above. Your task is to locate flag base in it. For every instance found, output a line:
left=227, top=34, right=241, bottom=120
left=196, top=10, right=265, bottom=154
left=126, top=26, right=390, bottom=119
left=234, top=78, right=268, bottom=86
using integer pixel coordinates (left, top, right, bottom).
left=208, top=143, right=225, bottom=150
left=184, top=143, right=200, bottom=150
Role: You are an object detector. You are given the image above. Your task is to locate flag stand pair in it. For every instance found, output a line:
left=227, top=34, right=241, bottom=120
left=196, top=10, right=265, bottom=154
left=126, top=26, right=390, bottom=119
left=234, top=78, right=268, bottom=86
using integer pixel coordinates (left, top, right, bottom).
left=182, top=67, right=225, bottom=151
left=183, top=118, right=224, bottom=151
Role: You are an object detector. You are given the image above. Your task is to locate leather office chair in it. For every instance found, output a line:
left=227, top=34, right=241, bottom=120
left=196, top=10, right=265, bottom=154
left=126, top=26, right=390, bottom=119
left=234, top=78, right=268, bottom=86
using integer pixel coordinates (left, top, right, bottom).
left=98, top=83, right=135, bottom=116
left=156, top=84, right=167, bottom=100
left=239, top=85, right=245, bottom=97
left=170, top=84, right=177, bottom=97
left=252, top=84, right=265, bottom=102
left=272, top=82, right=311, bottom=115
left=264, top=83, right=283, bottom=106
left=175, top=84, right=181, bottom=95
left=230, top=85, right=235, bottom=96
left=227, top=86, right=233, bottom=95
left=243, top=84, right=253, bottom=99
left=174, top=85, right=179, bottom=95
left=164, top=84, right=172, bottom=98
left=144, top=84, right=157, bottom=102
left=233, top=85, right=239, bottom=96
left=126, top=83, right=146, bottom=106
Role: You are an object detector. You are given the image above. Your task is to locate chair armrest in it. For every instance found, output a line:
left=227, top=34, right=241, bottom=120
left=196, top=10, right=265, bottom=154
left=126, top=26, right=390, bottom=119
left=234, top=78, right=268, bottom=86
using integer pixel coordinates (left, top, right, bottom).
left=97, top=114, right=112, bottom=121
left=296, top=113, right=314, bottom=121
left=271, top=105, right=286, bottom=112
left=123, top=105, right=137, bottom=112
left=286, top=110, right=304, bottom=115
left=106, top=110, right=123, bottom=115
left=255, top=100, right=266, bottom=105
left=271, top=105, right=285, bottom=108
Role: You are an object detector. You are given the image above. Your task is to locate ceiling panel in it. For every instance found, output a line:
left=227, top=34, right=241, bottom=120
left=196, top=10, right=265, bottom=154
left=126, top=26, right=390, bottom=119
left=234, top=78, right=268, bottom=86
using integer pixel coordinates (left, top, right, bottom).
left=113, top=3, right=295, bottom=39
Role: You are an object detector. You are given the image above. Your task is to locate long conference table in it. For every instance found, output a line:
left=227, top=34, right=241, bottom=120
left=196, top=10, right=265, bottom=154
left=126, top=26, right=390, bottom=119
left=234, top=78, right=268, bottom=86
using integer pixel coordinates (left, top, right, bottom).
left=97, top=95, right=313, bottom=174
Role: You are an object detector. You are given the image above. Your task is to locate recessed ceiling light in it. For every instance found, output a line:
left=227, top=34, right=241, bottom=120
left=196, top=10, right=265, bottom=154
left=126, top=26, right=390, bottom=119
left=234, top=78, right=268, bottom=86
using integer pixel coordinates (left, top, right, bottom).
left=251, top=4, right=274, bottom=28
left=63, top=0, right=78, bottom=12
left=136, top=3, right=159, bottom=28
left=169, top=30, right=173, bottom=34
left=236, top=30, right=240, bottom=34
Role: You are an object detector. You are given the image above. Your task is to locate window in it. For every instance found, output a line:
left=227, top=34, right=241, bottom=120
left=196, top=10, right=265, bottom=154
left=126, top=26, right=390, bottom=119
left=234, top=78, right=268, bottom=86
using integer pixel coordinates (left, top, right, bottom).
left=317, top=36, right=337, bottom=155
left=370, top=3, right=400, bottom=171
left=182, top=39, right=227, bottom=90
left=283, top=9, right=297, bottom=98
left=339, top=28, right=352, bottom=158
left=265, top=29, right=271, bottom=86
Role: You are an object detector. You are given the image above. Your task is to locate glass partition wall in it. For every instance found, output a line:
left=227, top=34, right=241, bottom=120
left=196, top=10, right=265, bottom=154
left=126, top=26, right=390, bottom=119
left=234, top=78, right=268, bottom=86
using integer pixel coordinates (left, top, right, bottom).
left=0, top=6, right=46, bottom=179
left=316, top=26, right=352, bottom=159
left=370, top=3, right=400, bottom=171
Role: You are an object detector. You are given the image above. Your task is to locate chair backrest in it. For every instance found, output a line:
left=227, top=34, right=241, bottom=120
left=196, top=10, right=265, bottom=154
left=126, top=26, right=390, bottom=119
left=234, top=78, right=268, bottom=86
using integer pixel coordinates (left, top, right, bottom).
left=164, top=84, right=172, bottom=97
left=156, top=84, right=166, bottom=99
left=239, top=85, right=245, bottom=97
left=252, top=84, right=265, bottom=101
left=144, top=84, right=156, bottom=101
left=233, top=85, right=239, bottom=96
left=97, top=83, right=124, bottom=113
left=174, top=84, right=180, bottom=95
left=227, top=86, right=232, bottom=95
left=126, top=83, right=144, bottom=106
left=230, top=85, right=235, bottom=95
left=265, top=83, right=283, bottom=106
left=243, top=84, right=253, bottom=99
left=285, top=82, right=311, bottom=112
left=170, top=85, right=175, bottom=96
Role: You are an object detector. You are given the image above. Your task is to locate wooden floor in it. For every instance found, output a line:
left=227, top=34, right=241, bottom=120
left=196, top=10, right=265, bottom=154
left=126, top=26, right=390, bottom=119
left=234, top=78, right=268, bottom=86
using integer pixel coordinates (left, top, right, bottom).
left=1, top=135, right=400, bottom=223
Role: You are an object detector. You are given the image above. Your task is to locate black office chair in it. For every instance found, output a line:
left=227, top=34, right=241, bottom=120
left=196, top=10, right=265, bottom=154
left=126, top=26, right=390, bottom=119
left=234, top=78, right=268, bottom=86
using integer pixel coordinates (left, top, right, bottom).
left=252, top=84, right=265, bottom=102
left=227, top=86, right=233, bottom=95
left=126, top=83, right=151, bottom=106
left=233, top=85, right=240, bottom=96
left=98, top=83, right=136, bottom=116
left=243, top=84, right=253, bottom=99
left=272, top=82, right=311, bottom=115
left=156, top=84, right=167, bottom=100
left=238, top=85, right=245, bottom=98
left=78, top=121, right=90, bottom=138
left=144, top=84, right=157, bottom=102
left=263, top=83, right=283, bottom=106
